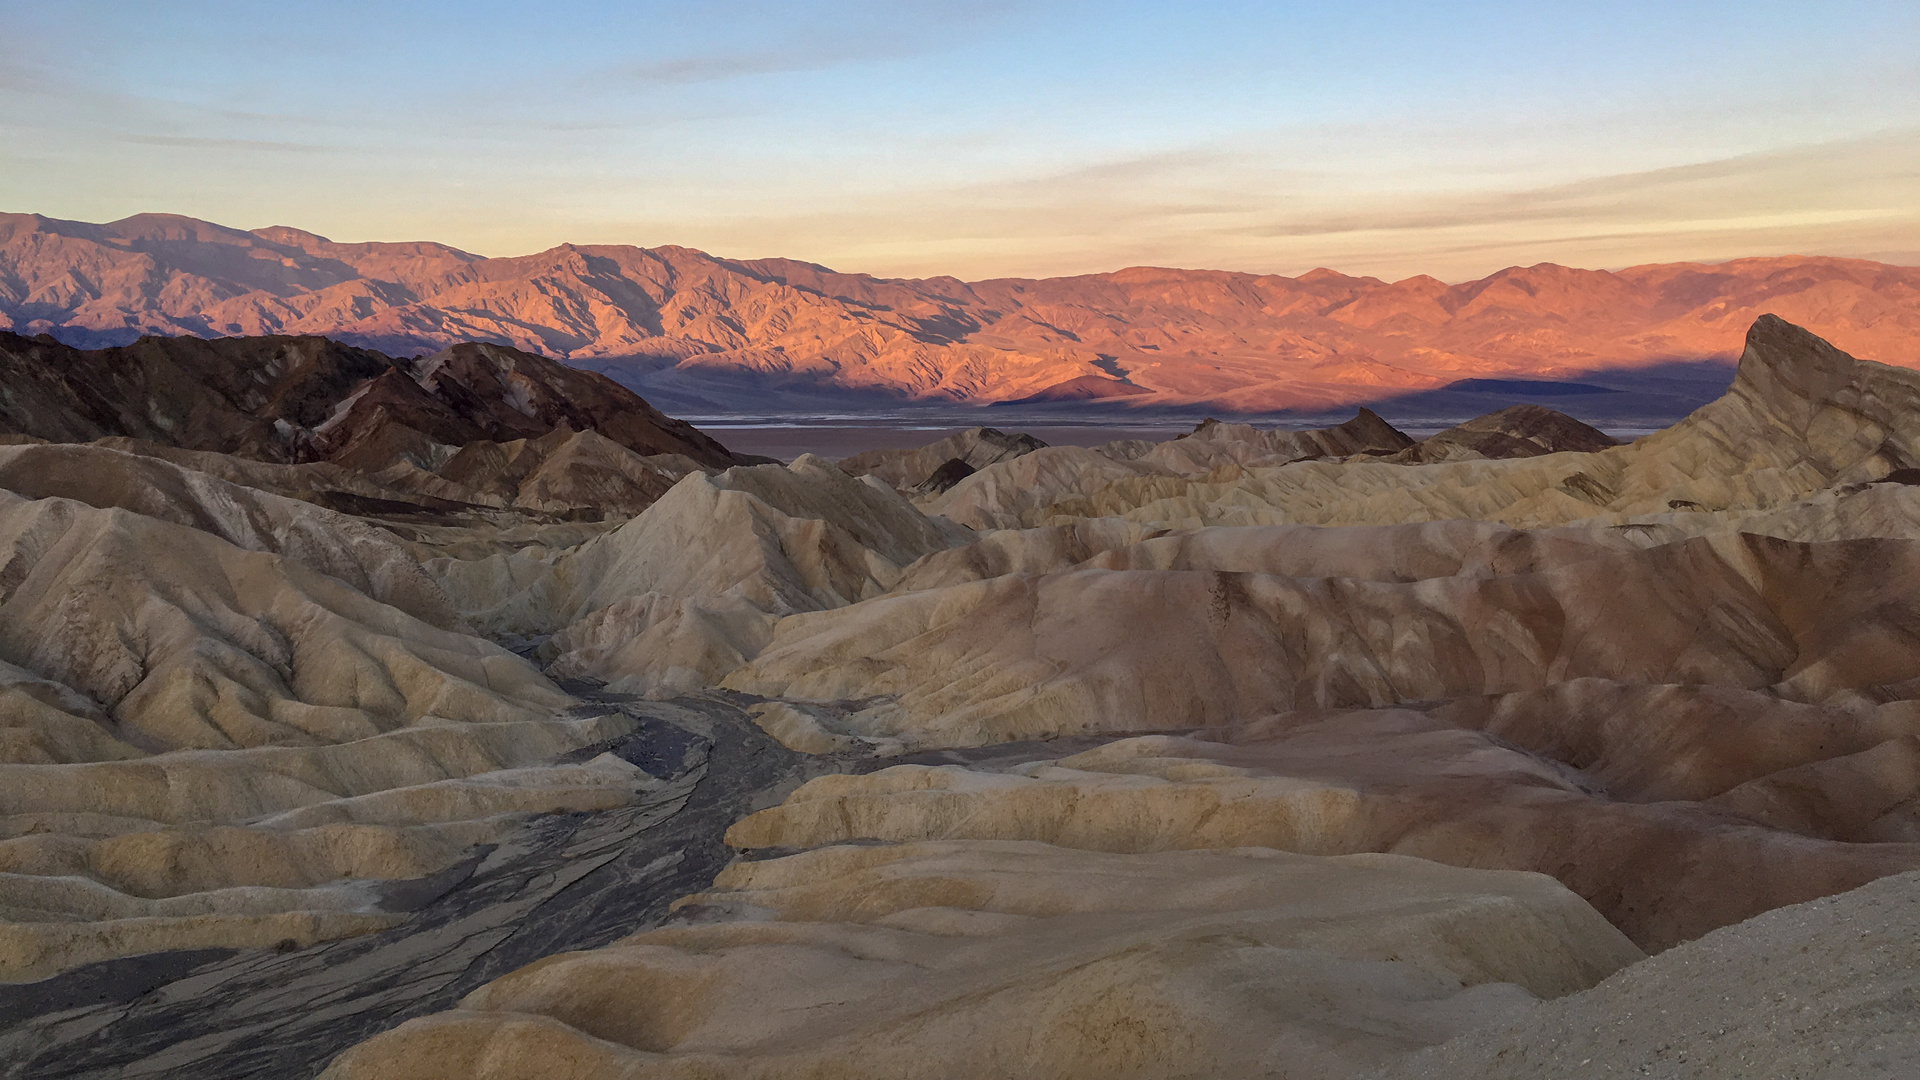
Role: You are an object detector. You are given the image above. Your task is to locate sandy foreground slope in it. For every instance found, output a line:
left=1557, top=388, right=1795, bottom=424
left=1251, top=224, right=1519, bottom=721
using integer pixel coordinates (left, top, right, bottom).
left=1363, top=870, right=1920, bottom=1079
left=2, top=314, right=1919, bottom=1078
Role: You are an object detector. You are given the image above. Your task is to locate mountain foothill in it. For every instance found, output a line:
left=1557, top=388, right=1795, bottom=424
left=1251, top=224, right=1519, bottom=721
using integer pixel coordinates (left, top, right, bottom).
left=6, top=211, right=1920, bottom=415
left=0, top=217, right=1918, bottom=1079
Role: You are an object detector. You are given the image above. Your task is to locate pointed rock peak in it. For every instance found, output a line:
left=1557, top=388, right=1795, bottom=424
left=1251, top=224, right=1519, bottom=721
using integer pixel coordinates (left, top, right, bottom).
left=1734, top=314, right=1862, bottom=418
left=1744, top=313, right=1857, bottom=366
left=1341, top=407, right=1415, bottom=448
left=789, top=452, right=836, bottom=471
left=968, top=426, right=1047, bottom=455
left=1455, top=404, right=1618, bottom=450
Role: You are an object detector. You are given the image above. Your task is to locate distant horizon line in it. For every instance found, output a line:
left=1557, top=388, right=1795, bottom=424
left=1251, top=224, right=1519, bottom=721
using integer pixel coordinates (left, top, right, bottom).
left=8, top=208, right=1917, bottom=289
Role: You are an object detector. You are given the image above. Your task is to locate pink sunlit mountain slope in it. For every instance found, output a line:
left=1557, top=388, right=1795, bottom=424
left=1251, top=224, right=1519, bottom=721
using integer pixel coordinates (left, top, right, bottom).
left=5, top=211, right=1919, bottom=413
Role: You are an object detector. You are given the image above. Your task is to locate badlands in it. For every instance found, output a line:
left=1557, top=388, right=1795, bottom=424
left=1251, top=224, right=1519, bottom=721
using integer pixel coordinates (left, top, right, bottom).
left=0, top=313, right=1916, bottom=1078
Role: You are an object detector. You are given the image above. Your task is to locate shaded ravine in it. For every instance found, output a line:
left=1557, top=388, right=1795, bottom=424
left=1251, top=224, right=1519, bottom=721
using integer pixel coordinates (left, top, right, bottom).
left=0, top=692, right=831, bottom=1080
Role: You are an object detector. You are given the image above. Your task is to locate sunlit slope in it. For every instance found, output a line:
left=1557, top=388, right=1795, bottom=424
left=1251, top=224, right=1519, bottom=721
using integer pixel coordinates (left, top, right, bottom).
left=6, top=212, right=1919, bottom=411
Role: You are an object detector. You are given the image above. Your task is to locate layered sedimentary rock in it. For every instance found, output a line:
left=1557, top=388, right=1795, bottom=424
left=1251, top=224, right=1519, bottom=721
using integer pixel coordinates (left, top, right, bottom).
left=0, top=332, right=398, bottom=459
left=723, top=717, right=1920, bottom=951
left=900, top=409, right=1415, bottom=533
left=7, top=312, right=1920, bottom=1077
left=0, top=331, right=742, bottom=523
left=315, top=341, right=737, bottom=471
left=1112, top=408, right=1414, bottom=475
left=0, top=461, right=652, bottom=980
left=925, top=316, right=1920, bottom=532
left=1383, top=404, right=1618, bottom=463
left=519, top=456, right=971, bottom=696
left=0, top=442, right=459, bottom=626
left=304, top=313, right=1920, bottom=1080
left=721, top=529, right=1920, bottom=745
left=838, top=426, right=1047, bottom=491
left=320, top=842, right=1641, bottom=1080
left=0, top=318, right=946, bottom=996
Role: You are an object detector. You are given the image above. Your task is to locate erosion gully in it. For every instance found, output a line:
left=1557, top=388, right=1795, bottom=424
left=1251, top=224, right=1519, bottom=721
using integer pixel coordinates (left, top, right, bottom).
left=0, top=691, right=834, bottom=1080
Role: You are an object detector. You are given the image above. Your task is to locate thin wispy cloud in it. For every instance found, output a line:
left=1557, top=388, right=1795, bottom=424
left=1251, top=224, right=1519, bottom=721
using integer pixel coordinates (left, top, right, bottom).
left=601, top=1, right=1034, bottom=91
left=1248, top=133, right=1920, bottom=240
left=116, top=133, right=332, bottom=153
left=0, top=62, right=54, bottom=95
left=617, top=50, right=850, bottom=86
left=3, top=2, right=1914, bottom=281
left=646, top=128, right=1920, bottom=280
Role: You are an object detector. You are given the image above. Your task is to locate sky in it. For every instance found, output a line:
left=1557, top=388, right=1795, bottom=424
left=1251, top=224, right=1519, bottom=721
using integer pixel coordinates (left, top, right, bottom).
left=2, top=0, right=1917, bottom=281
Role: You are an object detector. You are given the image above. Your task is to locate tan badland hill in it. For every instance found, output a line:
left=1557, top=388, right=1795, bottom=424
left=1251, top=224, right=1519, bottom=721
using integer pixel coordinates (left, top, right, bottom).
left=2, top=314, right=1919, bottom=1077
left=6, top=212, right=1920, bottom=411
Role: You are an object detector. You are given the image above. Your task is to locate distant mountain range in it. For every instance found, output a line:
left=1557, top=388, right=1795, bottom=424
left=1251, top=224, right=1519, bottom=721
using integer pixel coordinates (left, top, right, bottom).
left=4, top=211, right=1919, bottom=415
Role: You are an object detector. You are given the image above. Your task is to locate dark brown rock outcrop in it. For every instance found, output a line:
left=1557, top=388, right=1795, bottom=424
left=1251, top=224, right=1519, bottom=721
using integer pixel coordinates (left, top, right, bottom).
left=1387, top=403, right=1620, bottom=463
left=0, top=332, right=398, bottom=461
left=0, top=332, right=738, bottom=470
left=913, top=457, right=977, bottom=495
left=839, top=426, right=1048, bottom=490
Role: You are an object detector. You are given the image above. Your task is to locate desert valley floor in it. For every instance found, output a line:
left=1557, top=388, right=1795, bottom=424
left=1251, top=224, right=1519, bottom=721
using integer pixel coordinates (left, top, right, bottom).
left=0, top=314, right=1915, bottom=1078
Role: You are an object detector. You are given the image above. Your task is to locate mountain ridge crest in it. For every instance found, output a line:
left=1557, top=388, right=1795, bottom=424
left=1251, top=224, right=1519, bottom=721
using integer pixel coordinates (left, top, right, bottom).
left=5, top=211, right=1919, bottom=412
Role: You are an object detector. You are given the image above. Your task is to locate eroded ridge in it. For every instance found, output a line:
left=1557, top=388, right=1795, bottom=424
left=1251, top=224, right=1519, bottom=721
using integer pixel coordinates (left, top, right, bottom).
left=1, top=314, right=1918, bottom=1078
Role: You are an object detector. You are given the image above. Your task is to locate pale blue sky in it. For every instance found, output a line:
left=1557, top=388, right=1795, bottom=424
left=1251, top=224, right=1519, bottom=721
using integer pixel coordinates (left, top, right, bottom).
left=3, top=1, right=1916, bottom=278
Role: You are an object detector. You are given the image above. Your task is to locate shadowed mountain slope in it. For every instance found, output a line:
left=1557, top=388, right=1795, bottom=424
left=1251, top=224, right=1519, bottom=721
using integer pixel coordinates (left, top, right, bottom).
left=0, top=332, right=737, bottom=468
left=0, top=331, right=745, bottom=522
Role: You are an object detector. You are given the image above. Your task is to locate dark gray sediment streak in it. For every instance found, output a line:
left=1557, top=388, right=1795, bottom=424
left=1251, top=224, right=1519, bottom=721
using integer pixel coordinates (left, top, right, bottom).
left=0, top=692, right=830, bottom=1080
